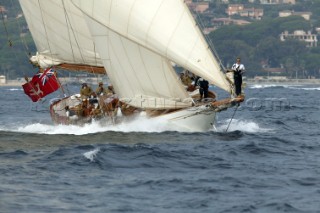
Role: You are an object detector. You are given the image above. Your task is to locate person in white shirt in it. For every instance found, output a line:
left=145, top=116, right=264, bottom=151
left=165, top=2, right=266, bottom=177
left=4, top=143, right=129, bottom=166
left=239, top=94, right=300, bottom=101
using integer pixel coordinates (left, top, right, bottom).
left=231, top=57, right=245, bottom=96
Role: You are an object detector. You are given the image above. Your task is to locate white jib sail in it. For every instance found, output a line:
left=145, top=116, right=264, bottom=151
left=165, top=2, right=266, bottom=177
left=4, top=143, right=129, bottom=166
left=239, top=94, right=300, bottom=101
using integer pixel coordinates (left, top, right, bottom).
left=84, top=15, right=192, bottom=109
left=19, top=0, right=103, bottom=69
left=71, top=0, right=231, bottom=92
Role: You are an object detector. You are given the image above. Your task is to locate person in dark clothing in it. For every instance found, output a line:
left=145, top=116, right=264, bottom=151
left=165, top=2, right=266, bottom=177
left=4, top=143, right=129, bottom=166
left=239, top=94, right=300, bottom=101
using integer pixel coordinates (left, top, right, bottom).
left=195, top=76, right=209, bottom=101
left=231, top=57, right=245, bottom=97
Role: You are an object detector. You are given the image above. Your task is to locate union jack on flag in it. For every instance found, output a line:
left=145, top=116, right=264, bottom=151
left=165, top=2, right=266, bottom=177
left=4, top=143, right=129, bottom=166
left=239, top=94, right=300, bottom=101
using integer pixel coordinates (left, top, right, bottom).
left=34, top=68, right=56, bottom=86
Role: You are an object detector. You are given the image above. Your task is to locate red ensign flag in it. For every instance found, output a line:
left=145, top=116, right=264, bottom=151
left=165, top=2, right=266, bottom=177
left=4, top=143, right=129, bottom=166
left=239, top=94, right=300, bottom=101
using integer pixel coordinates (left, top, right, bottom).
left=22, top=68, right=60, bottom=102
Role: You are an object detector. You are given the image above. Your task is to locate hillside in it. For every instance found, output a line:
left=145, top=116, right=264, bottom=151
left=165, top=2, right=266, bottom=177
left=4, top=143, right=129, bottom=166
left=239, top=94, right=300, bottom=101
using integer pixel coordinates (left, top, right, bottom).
left=1, top=0, right=320, bottom=79
left=0, top=0, right=36, bottom=78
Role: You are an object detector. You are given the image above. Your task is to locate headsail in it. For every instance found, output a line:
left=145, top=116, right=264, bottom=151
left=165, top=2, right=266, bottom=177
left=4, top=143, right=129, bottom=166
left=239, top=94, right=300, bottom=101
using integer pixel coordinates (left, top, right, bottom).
left=19, top=0, right=104, bottom=73
left=71, top=0, right=231, bottom=92
left=84, top=16, right=192, bottom=109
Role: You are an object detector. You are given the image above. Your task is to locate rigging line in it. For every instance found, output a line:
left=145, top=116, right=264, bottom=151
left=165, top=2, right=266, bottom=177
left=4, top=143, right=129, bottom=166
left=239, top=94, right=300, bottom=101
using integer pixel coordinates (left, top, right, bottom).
left=193, top=6, right=226, bottom=71
left=61, top=0, right=76, bottom=63
left=60, top=0, right=79, bottom=95
left=10, top=0, right=30, bottom=56
left=0, top=8, right=12, bottom=47
left=225, top=104, right=239, bottom=132
left=37, top=0, right=55, bottom=65
left=53, top=67, right=67, bottom=97
left=71, top=2, right=183, bottom=73
left=93, top=42, right=97, bottom=68
left=92, top=42, right=101, bottom=85
left=58, top=72, right=71, bottom=95
left=0, top=4, right=31, bottom=85
left=61, top=3, right=96, bottom=75
left=192, top=7, right=232, bottom=93
left=36, top=0, right=67, bottom=98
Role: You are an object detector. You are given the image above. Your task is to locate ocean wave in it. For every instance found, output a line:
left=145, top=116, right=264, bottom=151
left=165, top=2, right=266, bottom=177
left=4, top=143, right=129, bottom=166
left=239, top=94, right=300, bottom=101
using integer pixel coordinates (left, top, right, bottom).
left=83, top=148, right=100, bottom=162
left=239, top=142, right=287, bottom=155
left=0, top=150, right=28, bottom=158
left=248, top=84, right=298, bottom=89
left=289, top=87, right=320, bottom=91
left=260, top=202, right=304, bottom=212
left=249, top=84, right=320, bottom=91
left=215, top=119, right=273, bottom=133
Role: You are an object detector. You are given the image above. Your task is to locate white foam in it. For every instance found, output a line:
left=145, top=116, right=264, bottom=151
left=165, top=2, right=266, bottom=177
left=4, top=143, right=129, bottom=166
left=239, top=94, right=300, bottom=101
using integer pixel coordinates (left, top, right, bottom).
left=6, top=88, right=23, bottom=91
left=248, top=84, right=320, bottom=91
left=216, top=119, right=273, bottom=133
left=249, top=84, right=280, bottom=89
left=15, top=122, right=107, bottom=135
left=8, top=115, right=186, bottom=135
left=3, top=115, right=273, bottom=135
left=83, top=148, right=100, bottom=162
left=291, top=87, right=320, bottom=91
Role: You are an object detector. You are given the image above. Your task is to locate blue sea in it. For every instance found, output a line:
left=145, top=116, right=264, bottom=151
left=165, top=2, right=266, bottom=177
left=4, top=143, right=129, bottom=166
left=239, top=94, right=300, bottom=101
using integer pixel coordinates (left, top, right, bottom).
left=0, top=83, right=320, bottom=213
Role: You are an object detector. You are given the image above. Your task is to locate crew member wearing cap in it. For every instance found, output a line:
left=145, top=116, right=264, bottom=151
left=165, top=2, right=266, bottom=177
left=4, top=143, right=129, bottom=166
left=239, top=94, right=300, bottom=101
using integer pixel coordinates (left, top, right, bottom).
left=80, top=83, right=93, bottom=99
left=95, top=82, right=109, bottom=96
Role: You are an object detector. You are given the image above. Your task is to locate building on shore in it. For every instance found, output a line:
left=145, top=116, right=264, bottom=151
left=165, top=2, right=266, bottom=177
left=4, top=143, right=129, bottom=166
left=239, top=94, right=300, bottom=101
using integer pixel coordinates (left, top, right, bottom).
left=280, top=30, right=318, bottom=47
left=279, top=10, right=312, bottom=20
left=0, top=75, right=6, bottom=84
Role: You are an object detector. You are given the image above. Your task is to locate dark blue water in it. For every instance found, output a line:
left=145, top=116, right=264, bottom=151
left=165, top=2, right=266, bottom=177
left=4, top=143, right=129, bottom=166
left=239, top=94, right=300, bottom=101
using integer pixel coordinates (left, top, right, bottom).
left=0, top=83, right=320, bottom=213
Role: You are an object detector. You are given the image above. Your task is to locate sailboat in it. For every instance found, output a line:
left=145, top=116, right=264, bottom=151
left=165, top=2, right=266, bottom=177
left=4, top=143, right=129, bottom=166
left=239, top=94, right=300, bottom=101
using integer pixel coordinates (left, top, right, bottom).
left=19, top=0, right=244, bottom=131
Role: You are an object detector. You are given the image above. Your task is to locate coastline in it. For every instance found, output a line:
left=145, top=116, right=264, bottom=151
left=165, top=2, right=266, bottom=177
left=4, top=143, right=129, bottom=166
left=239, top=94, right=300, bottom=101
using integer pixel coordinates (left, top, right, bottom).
left=1, top=78, right=320, bottom=87
left=0, top=81, right=24, bottom=87
left=245, top=78, right=320, bottom=85
left=0, top=77, right=105, bottom=87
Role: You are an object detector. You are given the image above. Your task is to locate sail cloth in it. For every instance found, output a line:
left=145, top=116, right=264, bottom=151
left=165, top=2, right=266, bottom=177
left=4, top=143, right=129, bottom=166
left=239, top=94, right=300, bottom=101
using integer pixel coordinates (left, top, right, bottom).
left=84, top=17, right=192, bottom=109
left=22, top=68, right=60, bottom=102
left=71, top=0, right=231, bottom=93
left=19, top=0, right=103, bottom=70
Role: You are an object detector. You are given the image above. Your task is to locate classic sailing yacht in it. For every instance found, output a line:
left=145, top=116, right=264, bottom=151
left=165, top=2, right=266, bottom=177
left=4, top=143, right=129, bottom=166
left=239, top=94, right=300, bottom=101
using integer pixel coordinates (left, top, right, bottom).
left=19, top=0, right=244, bottom=131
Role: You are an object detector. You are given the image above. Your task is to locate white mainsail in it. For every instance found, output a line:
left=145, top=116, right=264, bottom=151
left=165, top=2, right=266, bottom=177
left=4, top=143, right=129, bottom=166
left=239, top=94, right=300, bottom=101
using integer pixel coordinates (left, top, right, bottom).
left=19, top=0, right=103, bottom=71
left=71, top=0, right=231, bottom=92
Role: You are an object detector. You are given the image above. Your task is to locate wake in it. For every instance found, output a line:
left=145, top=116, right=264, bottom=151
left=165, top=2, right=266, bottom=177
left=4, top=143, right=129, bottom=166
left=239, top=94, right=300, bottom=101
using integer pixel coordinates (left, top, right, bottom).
left=1, top=116, right=186, bottom=135
left=0, top=113, right=272, bottom=134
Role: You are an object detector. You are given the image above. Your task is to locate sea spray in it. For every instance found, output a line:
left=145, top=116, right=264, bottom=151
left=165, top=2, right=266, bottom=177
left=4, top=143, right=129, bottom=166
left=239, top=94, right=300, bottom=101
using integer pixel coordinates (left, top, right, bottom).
left=11, top=115, right=190, bottom=135
left=216, top=119, right=273, bottom=133
left=83, top=148, right=100, bottom=162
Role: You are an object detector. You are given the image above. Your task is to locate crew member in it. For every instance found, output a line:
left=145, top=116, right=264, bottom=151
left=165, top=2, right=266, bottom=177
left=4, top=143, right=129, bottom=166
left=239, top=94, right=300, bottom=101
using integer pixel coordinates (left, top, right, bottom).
left=180, top=72, right=192, bottom=86
left=195, top=76, right=209, bottom=101
left=80, top=83, right=93, bottom=99
left=107, top=84, right=115, bottom=95
left=95, top=82, right=108, bottom=96
left=231, top=57, right=245, bottom=97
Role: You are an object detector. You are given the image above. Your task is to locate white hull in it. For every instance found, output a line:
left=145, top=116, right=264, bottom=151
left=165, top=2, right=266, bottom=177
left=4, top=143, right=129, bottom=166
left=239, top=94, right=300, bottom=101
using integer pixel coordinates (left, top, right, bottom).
left=50, top=96, right=216, bottom=132
left=158, top=105, right=216, bottom=132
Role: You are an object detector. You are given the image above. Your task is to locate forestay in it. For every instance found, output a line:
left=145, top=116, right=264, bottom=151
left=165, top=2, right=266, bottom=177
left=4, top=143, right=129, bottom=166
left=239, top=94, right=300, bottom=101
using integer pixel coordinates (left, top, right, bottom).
left=71, top=0, right=231, bottom=92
